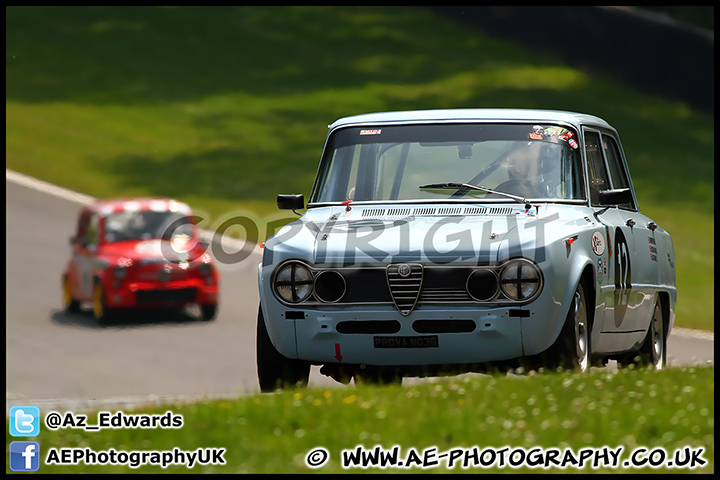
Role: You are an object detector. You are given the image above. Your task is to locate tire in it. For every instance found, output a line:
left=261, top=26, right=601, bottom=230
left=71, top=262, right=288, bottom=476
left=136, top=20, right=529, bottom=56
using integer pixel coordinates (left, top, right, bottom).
left=544, top=282, right=592, bottom=372
left=618, top=298, right=666, bottom=369
left=92, top=281, right=114, bottom=324
left=62, top=275, right=81, bottom=314
left=200, top=303, right=218, bottom=321
left=256, top=306, right=310, bottom=392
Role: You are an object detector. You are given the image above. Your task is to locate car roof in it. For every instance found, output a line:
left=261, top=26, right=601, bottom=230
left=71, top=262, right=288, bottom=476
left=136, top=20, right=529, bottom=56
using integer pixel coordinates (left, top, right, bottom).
left=328, top=108, right=614, bottom=132
left=87, top=197, right=192, bottom=216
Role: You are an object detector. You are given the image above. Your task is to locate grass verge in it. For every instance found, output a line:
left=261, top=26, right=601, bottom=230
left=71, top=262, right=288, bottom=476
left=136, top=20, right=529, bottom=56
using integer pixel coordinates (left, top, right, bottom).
left=6, top=364, right=714, bottom=473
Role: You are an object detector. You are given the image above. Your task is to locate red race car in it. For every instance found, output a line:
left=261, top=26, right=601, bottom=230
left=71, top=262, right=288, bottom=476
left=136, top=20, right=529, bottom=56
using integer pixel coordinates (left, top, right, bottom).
left=62, top=198, right=219, bottom=323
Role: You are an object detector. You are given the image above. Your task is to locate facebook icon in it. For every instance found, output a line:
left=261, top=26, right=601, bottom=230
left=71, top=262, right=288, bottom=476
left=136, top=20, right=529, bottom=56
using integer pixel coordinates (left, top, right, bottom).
left=9, top=441, right=41, bottom=472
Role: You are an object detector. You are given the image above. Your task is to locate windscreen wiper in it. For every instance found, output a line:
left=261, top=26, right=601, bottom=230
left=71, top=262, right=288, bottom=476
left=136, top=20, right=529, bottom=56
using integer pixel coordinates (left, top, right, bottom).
left=419, top=182, right=530, bottom=206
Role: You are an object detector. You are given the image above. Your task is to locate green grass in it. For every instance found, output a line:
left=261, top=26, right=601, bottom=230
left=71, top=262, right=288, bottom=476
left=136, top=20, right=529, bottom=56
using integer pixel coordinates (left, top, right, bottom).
left=6, top=365, right=714, bottom=473
left=5, top=6, right=713, bottom=330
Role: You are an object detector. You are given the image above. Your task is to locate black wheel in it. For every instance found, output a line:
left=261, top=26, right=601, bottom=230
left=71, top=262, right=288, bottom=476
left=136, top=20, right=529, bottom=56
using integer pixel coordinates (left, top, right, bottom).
left=92, top=281, right=114, bottom=324
left=256, top=306, right=310, bottom=392
left=543, top=282, right=592, bottom=372
left=200, top=303, right=218, bottom=321
left=62, top=275, right=81, bottom=313
left=618, top=298, right=666, bottom=369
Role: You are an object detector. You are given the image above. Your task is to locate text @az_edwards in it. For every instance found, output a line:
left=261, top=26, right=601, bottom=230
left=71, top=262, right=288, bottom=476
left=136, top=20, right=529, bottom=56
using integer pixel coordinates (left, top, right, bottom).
left=10, top=408, right=226, bottom=471
left=45, top=410, right=182, bottom=431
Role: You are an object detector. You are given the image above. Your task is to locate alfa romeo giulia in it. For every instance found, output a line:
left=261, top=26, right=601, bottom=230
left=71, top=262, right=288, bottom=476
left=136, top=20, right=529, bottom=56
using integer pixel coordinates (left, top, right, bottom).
left=257, top=109, right=676, bottom=391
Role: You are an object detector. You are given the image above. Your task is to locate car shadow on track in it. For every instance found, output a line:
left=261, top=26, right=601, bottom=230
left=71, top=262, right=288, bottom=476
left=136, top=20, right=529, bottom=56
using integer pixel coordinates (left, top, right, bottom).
left=50, top=306, right=210, bottom=330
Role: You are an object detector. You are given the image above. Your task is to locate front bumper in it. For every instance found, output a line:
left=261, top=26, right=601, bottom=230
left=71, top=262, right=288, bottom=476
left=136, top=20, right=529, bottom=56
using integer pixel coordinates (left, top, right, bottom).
left=292, top=306, right=525, bottom=365
left=105, top=278, right=218, bottom=308
left=262, top=292, right=567, bottom=367
left=259, top=256, right=574, bottom=367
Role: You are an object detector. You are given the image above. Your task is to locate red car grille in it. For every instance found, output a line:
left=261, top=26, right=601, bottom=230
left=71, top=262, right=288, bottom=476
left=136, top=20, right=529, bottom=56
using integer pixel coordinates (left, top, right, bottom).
left=136, top=288, right=197, bottom=304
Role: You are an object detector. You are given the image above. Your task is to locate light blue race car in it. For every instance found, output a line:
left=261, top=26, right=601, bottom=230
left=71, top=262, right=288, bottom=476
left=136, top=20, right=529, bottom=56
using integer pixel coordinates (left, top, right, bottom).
left=257, top=109, right=676, bottom=391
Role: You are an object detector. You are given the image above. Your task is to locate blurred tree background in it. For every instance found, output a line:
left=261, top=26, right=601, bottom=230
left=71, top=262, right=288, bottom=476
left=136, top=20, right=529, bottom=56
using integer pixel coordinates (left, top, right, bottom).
left=6, top=6, right=713, bottom=330
left=638, top=5, right=714, bottom=30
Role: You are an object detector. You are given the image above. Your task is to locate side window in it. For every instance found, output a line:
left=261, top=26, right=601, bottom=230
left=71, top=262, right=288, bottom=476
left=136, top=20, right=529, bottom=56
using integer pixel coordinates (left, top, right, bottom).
left=584, top=131, right=609, bottom=206
left=86, top=214, right=99, bottom=247
left=602, top=134, right=636, bottom=210
left=75, top=211, right=90, bottom=241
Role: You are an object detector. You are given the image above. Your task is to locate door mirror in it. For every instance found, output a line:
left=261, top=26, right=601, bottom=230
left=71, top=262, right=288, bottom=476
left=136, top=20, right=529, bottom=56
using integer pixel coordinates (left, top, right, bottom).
left=598, top=188, right=633, bottom=206
left=277, top=194, right=305, bottom=212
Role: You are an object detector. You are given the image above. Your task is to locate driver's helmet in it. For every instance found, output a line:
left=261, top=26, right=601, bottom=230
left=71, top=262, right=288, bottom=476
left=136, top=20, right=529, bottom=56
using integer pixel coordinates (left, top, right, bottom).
left=507, top=142, right=542, bottom=181
left=536, top=142, right=563, bottom=193
left=128, top=211, right=149, bottom=232
left=510, top=141, right=561, bottom=178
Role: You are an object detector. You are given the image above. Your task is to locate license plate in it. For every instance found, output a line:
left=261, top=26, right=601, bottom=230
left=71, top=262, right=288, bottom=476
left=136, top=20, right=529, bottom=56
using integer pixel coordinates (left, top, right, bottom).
left=373, top=336, right=439, bottom=348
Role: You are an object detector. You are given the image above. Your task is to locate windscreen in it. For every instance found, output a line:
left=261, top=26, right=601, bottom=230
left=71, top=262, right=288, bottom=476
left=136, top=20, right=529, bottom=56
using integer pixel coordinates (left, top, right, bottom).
left=310, top=123, right=585, bottom=203
left=104, top=210, right=194, bottom=243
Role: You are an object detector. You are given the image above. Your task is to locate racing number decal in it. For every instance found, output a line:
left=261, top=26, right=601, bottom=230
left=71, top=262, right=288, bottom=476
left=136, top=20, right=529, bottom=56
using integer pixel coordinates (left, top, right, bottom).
left=614, top=227, right=632, bottom=291
left=613, top=227, right=632, bottom=327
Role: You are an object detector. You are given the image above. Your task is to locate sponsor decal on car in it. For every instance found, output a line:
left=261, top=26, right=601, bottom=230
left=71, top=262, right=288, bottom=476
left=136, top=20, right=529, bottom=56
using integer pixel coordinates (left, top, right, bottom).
left=591, top=231, right=605, bottom=256
left=648, top=236, right=658, bottom=262
left=528, top=125, right=579, bottom=149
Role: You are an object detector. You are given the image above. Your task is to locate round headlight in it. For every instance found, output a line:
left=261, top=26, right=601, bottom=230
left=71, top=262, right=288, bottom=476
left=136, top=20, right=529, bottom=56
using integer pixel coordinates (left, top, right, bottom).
left=466, top=269, right=499, bottom=301
left=500, top=259, right=541, bottom=301
left=274, top=262, right=313, bottom=303
left=314, top=270, right=346, bottom=303
left=113, top=266, right=128, bottom=279
left=198, top=262, right=213, bottom=276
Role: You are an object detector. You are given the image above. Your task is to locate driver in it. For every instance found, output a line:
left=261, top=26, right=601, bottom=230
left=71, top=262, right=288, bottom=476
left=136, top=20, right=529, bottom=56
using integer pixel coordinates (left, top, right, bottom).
left=498, top=142, right=544, bottom=197
left=506, top=141, right=542, bottom=181
left=503, top=142, right=561, bottom=197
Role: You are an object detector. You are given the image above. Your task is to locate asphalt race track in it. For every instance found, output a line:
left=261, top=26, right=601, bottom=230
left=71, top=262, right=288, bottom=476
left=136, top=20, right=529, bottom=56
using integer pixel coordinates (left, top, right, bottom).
left=5, top=172, right=714, bottom=410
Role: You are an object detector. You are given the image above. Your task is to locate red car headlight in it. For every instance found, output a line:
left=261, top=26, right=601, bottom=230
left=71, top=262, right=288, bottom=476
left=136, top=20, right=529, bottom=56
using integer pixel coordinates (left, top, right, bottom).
left=198, top=262, right=213, bottom=276
left=113, top=266, right=128, bottom=279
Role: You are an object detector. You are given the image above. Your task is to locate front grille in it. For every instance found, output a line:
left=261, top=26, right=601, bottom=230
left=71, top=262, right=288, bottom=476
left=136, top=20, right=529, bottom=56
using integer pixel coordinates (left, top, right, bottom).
left=135, top=263, right=191, bottom=282
left=339, top=269, right=391, bottom=303
left=419, top=288, right=472, bottom=303
left=419, top=266, right=474, bottom=303
left=136, top=288, right=197, bottom=304
left=272, top=262, right=535, bottom=314
left=386, top=264, right=423, bottom=316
